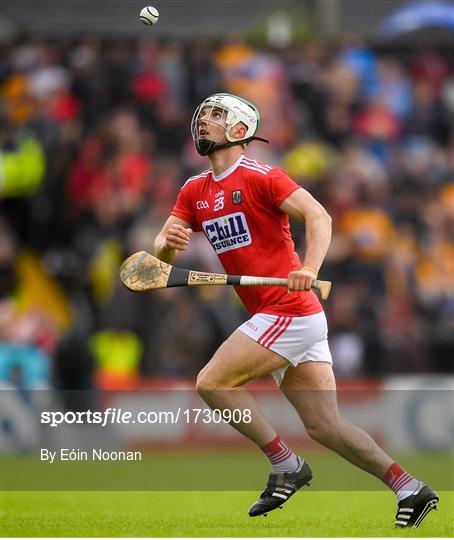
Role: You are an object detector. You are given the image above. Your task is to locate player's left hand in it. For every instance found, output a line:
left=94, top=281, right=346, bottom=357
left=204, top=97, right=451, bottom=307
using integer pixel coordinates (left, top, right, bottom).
left=287, top=268, right=317, bottom=292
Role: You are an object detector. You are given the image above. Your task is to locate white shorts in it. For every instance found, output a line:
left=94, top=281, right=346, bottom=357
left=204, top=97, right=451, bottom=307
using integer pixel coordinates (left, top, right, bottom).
left=238, top=311, right=333, bottom=386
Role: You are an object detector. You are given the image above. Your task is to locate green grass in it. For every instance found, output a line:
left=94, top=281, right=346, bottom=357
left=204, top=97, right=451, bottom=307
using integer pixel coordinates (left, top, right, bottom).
left=2, top=450, right=452, bottom=491
left=1, top=490, right=453, bottom=537
left=1, top=450, right=453, bottom=537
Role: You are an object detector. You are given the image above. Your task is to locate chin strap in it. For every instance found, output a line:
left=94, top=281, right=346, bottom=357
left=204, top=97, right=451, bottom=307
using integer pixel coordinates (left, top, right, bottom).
left=213, top=136, right=270, bottom=152
left=197, top=136, right=270, bottom=156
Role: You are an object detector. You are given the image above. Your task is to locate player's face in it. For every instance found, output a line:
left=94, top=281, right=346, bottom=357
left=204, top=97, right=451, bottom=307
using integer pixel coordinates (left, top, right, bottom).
left=198, top=105, right=229, bottom=143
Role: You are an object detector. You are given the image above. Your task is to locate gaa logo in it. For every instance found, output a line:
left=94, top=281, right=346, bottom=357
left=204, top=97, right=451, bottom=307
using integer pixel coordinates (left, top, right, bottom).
left=202, top=212, right=252, bottom=254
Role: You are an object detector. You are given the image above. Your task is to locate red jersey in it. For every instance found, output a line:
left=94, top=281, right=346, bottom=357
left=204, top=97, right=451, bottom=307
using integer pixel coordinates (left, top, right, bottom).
left=171, top=154, right=322, bottom=317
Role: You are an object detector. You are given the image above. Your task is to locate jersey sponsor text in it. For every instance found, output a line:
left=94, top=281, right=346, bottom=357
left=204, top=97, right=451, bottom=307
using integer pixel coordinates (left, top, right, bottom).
left=202, top=212, right=252, bottom=254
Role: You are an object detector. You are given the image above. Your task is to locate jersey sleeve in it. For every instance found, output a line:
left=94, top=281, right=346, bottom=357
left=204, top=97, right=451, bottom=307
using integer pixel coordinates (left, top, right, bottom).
left=266, top=168, right=301, bottom=207
left=171, top=185, right=194, bottom=227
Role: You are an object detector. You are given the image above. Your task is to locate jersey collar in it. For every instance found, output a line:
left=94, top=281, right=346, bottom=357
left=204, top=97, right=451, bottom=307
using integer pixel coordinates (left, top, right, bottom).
left=212, top=154, right=244, bottom=182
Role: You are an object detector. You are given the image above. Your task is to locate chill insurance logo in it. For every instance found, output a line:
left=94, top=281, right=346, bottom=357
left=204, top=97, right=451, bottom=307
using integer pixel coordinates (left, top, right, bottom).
left=202, top=212, right=252, bottom=254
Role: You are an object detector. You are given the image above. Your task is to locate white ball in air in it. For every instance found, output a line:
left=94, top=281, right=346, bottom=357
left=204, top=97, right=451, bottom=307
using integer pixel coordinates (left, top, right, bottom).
left=140, top=6, right=159, bottom=25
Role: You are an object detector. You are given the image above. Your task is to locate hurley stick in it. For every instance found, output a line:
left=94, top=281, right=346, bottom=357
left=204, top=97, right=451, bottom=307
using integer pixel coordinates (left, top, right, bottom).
left=120, top=251, right=332, bottom=300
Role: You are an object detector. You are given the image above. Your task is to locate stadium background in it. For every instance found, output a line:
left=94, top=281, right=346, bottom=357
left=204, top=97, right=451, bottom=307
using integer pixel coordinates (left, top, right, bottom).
left=1, top=0, right=453, bottom=387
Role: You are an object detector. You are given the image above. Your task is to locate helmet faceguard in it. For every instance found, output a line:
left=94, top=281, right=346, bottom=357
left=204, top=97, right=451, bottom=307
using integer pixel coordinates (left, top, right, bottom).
left=191, top=93, right=269, bottom=156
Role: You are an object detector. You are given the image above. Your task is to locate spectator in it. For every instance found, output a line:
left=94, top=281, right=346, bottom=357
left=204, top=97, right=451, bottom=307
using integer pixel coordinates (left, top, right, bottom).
left=1, top=35, right=452, bottom=386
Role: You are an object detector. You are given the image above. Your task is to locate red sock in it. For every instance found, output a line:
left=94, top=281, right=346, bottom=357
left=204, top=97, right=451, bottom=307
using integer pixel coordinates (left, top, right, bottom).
left=261, top=435, right=292, bottom=463
left=383, top=462, right=420, bottom=500
left=261, top=435, right=299, bottom=473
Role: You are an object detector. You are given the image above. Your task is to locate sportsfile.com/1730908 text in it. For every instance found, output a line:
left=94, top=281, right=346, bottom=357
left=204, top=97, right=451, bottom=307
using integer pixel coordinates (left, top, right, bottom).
left=40, top=408, right=252, bottom=427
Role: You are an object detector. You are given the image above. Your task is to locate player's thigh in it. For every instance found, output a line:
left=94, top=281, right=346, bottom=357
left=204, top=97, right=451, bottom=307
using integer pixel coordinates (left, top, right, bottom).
left=280, top=361, right=341, bottom=429
left=197, top=329, right=288, bottom=388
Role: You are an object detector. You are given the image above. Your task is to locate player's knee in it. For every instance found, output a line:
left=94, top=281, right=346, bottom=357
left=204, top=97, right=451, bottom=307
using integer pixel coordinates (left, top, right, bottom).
left=196, top=370, right=237, bottom=396
left=305, top=419, right=341, bottom=445
left=196, top=371, right=218, bottom=395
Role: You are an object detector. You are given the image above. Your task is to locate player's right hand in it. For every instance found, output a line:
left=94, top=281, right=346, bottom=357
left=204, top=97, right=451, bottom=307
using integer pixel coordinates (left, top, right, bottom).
left=164, top=224, right=192, bottom=251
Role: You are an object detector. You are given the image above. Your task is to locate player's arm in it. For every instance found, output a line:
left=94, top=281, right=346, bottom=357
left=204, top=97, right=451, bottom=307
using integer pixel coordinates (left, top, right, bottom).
left=280, top=187, right=332, bottom=291
left=154, top=215, right=193, bottom=264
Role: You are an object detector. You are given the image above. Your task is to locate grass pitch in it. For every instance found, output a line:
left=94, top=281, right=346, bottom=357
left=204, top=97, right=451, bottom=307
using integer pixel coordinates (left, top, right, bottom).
left=2, top=490, right=453, bottom=537
left=1, top=450, right=453, bottom=537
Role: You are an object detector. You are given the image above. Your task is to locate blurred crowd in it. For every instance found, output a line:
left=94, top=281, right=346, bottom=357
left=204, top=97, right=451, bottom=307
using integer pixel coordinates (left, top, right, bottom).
left=1, top=35, right=453, bottom=392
